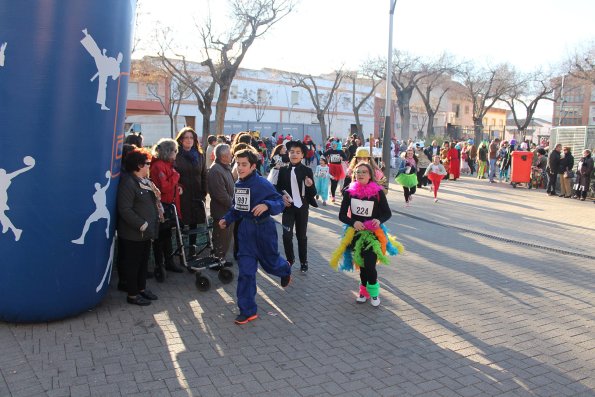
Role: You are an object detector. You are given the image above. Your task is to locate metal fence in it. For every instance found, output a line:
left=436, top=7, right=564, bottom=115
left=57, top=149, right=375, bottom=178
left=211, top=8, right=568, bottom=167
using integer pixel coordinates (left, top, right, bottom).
left=210, top=121, right=323, bottom=144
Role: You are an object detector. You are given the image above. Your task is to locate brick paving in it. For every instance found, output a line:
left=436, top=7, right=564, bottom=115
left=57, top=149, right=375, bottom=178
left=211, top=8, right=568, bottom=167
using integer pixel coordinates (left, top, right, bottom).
left=1, top=175, right=594, bottom=396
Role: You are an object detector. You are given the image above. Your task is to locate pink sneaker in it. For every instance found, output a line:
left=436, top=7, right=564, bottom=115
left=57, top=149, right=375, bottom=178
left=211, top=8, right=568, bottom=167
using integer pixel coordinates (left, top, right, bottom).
left=355, top=285, right=370, bottom=303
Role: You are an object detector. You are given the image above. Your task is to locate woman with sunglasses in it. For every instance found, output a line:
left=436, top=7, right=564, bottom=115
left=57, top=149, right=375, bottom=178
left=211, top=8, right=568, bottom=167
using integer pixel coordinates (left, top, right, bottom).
left=116, top=147, right=161, bottom=306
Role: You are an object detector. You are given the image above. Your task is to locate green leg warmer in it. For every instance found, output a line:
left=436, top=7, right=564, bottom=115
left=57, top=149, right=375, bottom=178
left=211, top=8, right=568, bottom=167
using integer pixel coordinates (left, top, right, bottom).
left=366, top=282, right=379, bottom=298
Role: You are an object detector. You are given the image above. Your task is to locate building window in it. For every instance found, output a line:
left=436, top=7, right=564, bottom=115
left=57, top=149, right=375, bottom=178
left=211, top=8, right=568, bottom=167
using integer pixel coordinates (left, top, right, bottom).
left=464, top=105, right=470, bottom=115
left=452, top=103, right=460, bottom=117
left=230, top=85, right=238, bottom=99
left=257, top=88, right=268, bottom=102
left=291, top=90, right=299, bottom=105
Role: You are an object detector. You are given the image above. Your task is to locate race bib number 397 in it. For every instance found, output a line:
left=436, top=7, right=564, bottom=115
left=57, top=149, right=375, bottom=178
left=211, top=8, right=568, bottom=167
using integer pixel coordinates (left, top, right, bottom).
left=350, top=198, right=374, bottom=217
left=234, top=187, right=250, bottom=211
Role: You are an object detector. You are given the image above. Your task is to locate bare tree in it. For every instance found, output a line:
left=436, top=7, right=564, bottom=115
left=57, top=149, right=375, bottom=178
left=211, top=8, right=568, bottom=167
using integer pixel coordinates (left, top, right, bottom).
left=414, top=53, right=457, bottom=137
left=241, top=88, right=272, bottom=122
left=458, top=63, right=515, bottom=144
left=153, top=26, right=218, bottom=146
left=501, top=69, right=557, bottom=140
left=345, top=61, right=383, bottom=141
left=286, top=70, right=344, bottom=144
left=200, top=0, right=295, bottom=135
left=130, top=57, right=191, bottom=138
left=409, top=104, right=428, bottom=137
left=326, top=92, right=349, bottom=136
left=565, top=41, right=595, bottom=85
left=146, top=76, right=193, bottom=137
left=157, top=55, right=217, bottom=146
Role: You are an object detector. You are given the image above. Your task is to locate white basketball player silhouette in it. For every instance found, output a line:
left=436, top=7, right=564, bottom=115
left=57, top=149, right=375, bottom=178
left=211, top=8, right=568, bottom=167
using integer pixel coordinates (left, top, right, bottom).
left=0, top=42, right=7, bottom=67
left=72, top=171, right=112, bottom=245
left=80, top=29, right=122, bottom=110
left=0, top=156, right=35, bottom=242
left=96, top=237, right=115, bottom=293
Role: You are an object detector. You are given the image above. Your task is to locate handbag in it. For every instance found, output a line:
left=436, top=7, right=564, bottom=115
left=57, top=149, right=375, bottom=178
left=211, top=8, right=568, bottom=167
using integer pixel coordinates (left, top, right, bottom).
left=564, top=170, right=575, bottom=179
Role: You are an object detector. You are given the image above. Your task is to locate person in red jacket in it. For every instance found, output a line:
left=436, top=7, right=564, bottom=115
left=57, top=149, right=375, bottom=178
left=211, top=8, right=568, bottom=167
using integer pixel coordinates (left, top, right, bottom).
left=150, top=138, right=184, bottom=279
left=446, top=141, right=461, bottom=181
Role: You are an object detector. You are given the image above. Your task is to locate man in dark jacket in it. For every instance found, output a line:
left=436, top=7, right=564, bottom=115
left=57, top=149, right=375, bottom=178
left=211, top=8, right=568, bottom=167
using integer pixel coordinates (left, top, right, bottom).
left=207, top=144, right=235, bottom=264
left=546, top=144, right=562, bottom=196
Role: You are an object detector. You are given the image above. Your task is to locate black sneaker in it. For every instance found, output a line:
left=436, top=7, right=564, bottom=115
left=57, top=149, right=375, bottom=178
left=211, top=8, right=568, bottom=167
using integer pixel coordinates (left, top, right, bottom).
left=300, top=263, right=308, bottom=273
left=235, top=314, right=258, bottom=325
left=140, top=290, right=158, bottom=300
left=127, top=295, right=151, bottom=306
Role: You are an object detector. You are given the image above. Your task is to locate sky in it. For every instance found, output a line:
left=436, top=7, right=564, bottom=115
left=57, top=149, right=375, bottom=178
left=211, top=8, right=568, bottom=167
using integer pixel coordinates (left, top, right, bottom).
left=135, top=0, right=594, bottom=118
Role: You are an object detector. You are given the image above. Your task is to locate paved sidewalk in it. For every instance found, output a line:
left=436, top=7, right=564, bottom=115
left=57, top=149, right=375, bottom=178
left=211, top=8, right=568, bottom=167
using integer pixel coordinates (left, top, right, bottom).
left=1, top=176, right=594, bottom=396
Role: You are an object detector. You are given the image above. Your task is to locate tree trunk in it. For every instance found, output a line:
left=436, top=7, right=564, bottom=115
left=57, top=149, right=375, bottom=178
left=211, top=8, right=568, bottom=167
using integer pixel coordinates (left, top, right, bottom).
left=215, top=86, right=230, bottom=136
left=353, top=111, right=365, bottom=141
left=201, top=107, right=212, bottom=148
left=425, top=109, right=435, bottom=137
left=396, top=87, right=413, bottom=140
left=317, top=112, right=327, bottom=144
left=473, top=119, right=483, bottom=145
left=170, top=115, right=174, bottom=139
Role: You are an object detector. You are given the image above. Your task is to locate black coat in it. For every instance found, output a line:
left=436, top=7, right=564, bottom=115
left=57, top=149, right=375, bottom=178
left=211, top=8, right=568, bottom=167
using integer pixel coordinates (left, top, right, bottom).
left=559, top=153, right=574, bottom=174
left=275, top=163, right=318, bottom=208
left=576, top=155, right=593, bottom=189
left=174, top=150, right=207, bottom=225
left=116, top=173, right=159, bottom=241
left=546, top=150, right=561, bottom=174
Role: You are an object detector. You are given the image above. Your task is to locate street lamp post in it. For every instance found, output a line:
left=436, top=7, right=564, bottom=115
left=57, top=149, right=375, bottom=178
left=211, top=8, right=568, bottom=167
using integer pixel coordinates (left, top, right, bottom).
left=382, top=0, right=397, bottom=180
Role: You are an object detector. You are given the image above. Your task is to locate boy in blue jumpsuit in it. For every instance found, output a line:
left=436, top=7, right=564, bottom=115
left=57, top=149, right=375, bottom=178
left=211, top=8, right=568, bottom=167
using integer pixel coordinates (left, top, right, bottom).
left=219, top=149, right=292, bottom=325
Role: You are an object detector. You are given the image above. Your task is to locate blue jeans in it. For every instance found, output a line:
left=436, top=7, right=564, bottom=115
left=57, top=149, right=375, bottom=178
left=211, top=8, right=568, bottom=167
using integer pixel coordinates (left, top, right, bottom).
left=489, top=159, right=498, bottom=181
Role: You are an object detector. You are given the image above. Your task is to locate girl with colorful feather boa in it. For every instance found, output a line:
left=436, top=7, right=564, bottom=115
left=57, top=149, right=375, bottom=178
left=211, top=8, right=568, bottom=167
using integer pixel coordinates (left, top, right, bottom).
left=331, top=163, right=403, bottom=307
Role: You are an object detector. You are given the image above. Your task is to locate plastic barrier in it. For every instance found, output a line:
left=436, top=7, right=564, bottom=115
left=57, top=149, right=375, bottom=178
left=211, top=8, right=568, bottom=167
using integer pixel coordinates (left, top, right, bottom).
left=510, top=151, right=532, bottom=185
left=0, top=1, right=136, bottom=322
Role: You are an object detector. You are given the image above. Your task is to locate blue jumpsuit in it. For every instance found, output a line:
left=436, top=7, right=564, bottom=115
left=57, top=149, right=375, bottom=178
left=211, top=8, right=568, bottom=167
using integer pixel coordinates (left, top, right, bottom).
left=223, top=171, right=290, bottom=317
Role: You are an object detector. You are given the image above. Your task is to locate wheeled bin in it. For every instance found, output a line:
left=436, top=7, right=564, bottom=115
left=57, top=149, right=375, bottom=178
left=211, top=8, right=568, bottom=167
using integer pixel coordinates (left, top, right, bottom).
left=510, top=151, right=532, bottom=188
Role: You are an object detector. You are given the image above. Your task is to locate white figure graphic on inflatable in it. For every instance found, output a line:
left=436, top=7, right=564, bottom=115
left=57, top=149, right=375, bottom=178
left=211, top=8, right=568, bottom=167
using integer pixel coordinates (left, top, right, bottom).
left=0, top=156, right=35, bottom=242
left=0, top=42, right=7, bottom=67
left=96, top=237, right=115, bottom=293
left=72, top=171, right=112, bottom=244
left=80, top=29, right=122, bottom=110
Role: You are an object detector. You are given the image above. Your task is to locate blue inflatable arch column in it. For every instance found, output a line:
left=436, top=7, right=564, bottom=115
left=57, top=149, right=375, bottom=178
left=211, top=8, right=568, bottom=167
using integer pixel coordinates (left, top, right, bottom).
left=0, top=1, right=136, bottom=322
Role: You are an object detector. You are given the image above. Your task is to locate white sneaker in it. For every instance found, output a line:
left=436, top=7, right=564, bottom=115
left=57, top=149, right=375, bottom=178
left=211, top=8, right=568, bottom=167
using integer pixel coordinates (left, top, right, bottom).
left=434, top=198, right=438, bottom=203
left=370, top=297, right=380, bottom=307
left=356, top=295, right=367, bottom=303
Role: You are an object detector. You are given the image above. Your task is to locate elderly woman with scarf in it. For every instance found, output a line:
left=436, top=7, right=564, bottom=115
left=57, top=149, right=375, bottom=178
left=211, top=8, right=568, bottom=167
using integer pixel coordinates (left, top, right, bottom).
left=174, top=127, right=208, bottom=258
left=331, top=162, right=403, bottom=307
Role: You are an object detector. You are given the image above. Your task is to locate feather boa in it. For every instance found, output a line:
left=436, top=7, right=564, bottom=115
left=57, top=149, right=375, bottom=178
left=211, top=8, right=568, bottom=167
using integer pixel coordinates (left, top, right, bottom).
left=330, top=224, right=404, bottom=272
left=346, top=181, right=383, bottom=199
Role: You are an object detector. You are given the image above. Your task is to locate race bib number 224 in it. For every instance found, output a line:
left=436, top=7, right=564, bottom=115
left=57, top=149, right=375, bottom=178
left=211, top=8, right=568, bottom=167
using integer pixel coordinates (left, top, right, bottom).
left=350, top=198, right=374, bottom=217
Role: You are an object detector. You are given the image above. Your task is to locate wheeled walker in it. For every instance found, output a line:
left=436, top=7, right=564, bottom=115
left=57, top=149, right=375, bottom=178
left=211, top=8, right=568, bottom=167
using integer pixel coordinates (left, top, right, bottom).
left=168, top=204, right=234, bottom=291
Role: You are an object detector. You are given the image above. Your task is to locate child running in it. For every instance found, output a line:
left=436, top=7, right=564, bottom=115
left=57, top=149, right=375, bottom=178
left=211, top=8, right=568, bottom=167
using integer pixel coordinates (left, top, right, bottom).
left=274, top=140, right=318, bottom=273
left=219, top=149, right=292, bottom=325
left=314, top=156, right=330, bottom=206
left=424, top=155, right=447, bottom=202
left=330, top=163, right=403, bottom=307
